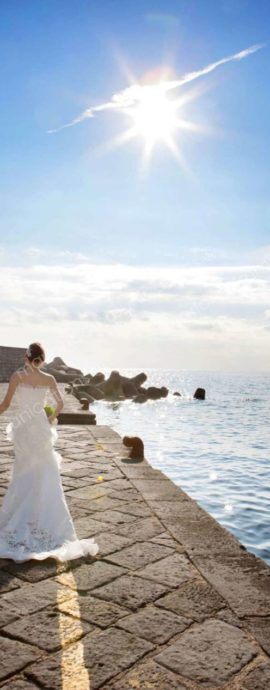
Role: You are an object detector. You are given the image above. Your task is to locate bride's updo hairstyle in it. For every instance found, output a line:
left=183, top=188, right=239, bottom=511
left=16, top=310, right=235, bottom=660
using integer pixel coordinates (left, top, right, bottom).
left=25, top=342, right=45, bottom=367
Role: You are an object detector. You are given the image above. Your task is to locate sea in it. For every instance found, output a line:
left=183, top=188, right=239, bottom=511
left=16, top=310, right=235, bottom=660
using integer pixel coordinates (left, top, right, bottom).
left=94, top=369, right=270, bottom=566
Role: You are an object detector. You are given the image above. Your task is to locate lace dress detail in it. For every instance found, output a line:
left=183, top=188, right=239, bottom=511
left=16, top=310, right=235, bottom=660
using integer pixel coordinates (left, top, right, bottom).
left=0, top=384, right=98, bottom=562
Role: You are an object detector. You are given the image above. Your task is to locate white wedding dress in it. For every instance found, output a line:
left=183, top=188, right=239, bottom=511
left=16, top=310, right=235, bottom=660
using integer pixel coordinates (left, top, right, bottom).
left=0, top=384, right=99, bottom=562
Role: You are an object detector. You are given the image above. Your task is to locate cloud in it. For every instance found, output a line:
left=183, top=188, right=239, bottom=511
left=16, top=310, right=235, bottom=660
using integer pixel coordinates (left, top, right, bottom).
left=248, top=245, right=270, bottom=266
left=1, top=248, right=270, bottom=370
left=1, top=259, right=270, bottom=310
left=187, top=321, right=222, bottom=332
left=47, top=44, right=264, bottom=133
left=1, top=254, right=270, bottom=322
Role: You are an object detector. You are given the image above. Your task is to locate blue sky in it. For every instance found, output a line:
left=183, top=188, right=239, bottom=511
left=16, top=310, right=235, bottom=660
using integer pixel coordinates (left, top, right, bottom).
left=0, top=1, right=270, bottom=369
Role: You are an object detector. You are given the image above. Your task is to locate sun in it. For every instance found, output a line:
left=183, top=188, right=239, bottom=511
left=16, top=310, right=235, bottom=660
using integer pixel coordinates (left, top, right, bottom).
left=129, top=87, right=179, bottom=153
left=108, top=79, right=202, bottom=168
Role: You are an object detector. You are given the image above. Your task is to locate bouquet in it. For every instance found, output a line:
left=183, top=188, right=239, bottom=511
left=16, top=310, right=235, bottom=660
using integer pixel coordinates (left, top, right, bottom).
left=44, top=405, right=58, bottom=425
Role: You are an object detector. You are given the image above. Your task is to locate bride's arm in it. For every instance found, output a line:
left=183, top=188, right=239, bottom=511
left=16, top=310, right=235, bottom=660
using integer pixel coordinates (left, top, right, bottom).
left=48, top=377, right=64, bottom=422
left=0, top=373, right=19, bottom=414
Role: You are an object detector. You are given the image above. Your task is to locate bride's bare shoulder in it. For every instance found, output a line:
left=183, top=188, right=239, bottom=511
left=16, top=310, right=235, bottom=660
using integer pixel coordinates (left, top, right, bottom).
left=40, top=372, right=57, bottom=388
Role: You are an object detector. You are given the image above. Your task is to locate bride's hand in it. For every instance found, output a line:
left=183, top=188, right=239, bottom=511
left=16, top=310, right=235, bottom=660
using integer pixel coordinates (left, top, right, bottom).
left=48, top=414, right=55, bottom=425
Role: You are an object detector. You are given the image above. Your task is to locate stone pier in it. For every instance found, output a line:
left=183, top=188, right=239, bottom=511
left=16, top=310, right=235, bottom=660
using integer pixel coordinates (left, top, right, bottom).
left=0, top=384, right=269, bottom=689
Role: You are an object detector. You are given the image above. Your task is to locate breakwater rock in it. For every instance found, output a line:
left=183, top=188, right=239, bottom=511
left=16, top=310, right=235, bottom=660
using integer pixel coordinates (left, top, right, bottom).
left=43, top=357, right=84, bottom=382
left=44, top=357, right=205, bottom=403
left=194, top=387, right=206, bottom=400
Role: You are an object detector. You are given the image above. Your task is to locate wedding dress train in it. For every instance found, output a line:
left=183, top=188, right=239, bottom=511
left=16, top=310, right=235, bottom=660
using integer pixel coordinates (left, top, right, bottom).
left=0, top=384, right=99, bottom=562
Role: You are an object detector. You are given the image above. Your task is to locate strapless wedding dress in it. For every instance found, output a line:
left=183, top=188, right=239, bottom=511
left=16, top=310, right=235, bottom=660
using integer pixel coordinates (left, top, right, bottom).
left=0, top=384, right=99, bottom=562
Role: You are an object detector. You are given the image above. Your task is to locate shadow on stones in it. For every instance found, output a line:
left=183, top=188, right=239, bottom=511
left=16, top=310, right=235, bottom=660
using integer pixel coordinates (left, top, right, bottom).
left=1, top=554, right=97, bottom=689
left=120, top=457, right=144, bottom=464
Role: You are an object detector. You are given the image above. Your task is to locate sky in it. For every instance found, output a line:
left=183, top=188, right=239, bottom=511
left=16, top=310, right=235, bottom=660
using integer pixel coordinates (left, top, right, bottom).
left=0, top=0, right=270, bottom=371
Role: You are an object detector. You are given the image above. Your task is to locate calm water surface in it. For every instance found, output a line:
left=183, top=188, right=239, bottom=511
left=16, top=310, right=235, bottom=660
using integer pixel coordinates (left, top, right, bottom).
left=94, top=370, right=270, bottom=565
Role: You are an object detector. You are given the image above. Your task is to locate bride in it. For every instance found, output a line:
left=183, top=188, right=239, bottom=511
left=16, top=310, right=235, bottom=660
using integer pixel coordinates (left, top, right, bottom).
left=0, top=342, right=99, bottom=562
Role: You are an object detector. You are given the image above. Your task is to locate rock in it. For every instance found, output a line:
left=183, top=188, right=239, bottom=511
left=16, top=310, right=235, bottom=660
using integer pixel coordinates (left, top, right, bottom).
left=49, top=356, right=65, bottom=368
left=86, top=386, right=105, bottom=400
left=122, top=381, right=138, bottom=398
left=72, top=388, right=96, bottom=406
left=70, top=387, right=83, bottom=403
left=100, top=371, right=148, bottom=400
left=91, top=372, right=105, bottom=385
left=123, top=436, right=144, bottom=460
left=145, top=386, right=169, bottom=400
left=44, top=368, right=81, bottom=383
left=100, top=371, right=123, bottom=398
left=173, top=391, right=181, bottom=397
left=194, top=387, right=206, bottom=400
left=80, top=371, right=149, bottom=401
left=43, top=356, right=84, bottom=383
left=133, top=394, right=148, bottom=404
left=131, top=372, right=147, bottom=387
left=46, top=357, right=83, bottom=376
left=73, top=384, right=104, bottom=400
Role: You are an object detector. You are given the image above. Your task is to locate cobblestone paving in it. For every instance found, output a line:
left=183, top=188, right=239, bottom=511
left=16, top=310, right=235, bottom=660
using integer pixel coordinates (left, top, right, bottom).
left=0, top=385, right=269, bottom=688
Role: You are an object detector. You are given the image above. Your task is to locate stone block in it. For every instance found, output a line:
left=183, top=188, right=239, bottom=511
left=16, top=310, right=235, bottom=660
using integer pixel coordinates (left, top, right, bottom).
left=59, top=593, right=129, bottom=628
left=74, top=515, right=115, bottom=538
left=163, top=515, right=243, bottom=556
left=0, top=599, right=20, bottom=628
left=115, top=516, right=164, bottom=541
left=0, top=636, right=40, bottom=682
left=109, top=659, right=186, bottom=690
left=91, top=574, right=170, bottom=610
left=57, top=561, right=126, bottom=592
left=0, top=570, right=22, bottom=593
left=155, top=619, right=256, bottom=686
left=3, top=605, right=94, bottom=652
left=67, top=485, right=111, bottom=501
left=136, top=553, right=198, bottom=588
left=114, top=501, right=152, bottom=518
left=109, top=488, right=142, bottom=502
left=195, top=553, right=270, bottom=617
left=2, top=578, right=72, bottom=615
left=91, top=532, right=134, bottom=557
left=90, top=509, right=138, bottom=526
left=131, top=479, right=185, bottom=501
left=117, top=605, right=192, bottom=644
left=156, top=577, right=226, bottom=621
left=107, top=541, right=173, bottom=570
left=27, top=628, right=153, bottom=689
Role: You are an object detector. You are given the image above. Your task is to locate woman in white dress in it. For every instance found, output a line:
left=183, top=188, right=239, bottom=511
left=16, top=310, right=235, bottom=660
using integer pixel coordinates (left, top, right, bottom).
left=0, top=342, right=98, bottom=562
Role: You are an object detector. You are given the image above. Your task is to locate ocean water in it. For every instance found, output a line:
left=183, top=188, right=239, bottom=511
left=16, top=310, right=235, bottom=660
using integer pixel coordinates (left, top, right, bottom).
left=94, top=370, right=270, bottom=565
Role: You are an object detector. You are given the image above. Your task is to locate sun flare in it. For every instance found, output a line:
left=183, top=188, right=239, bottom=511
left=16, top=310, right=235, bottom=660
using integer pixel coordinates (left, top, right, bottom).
left=109, top=79, right=203, bottom=168
left=129, top=88, right=179, bottom=150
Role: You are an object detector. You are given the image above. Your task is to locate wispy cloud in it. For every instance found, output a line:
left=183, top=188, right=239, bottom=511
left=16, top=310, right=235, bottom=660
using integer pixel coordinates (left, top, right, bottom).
left=48, top=44, right=264, bottom=134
